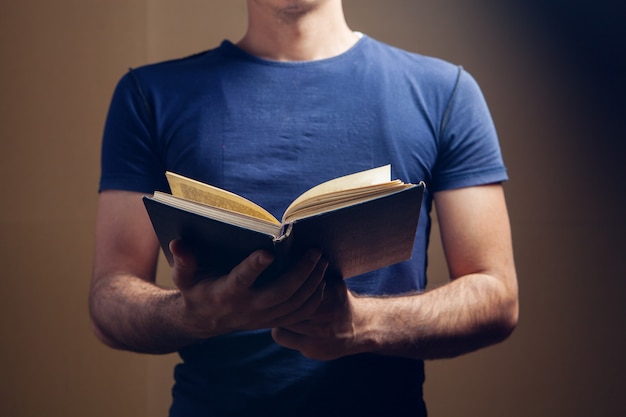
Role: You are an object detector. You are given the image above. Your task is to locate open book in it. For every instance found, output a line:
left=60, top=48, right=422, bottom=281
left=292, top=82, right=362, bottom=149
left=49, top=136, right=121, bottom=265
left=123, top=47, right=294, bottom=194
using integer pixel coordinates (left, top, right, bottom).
left=143, top=165, right=425, bottom=280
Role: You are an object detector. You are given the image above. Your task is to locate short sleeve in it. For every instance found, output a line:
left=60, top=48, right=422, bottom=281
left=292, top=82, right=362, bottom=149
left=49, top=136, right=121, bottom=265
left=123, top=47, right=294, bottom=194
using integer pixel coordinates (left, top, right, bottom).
left=98, top=70, right=169, bottom=193
left=429, top=68, right=508, bottom=192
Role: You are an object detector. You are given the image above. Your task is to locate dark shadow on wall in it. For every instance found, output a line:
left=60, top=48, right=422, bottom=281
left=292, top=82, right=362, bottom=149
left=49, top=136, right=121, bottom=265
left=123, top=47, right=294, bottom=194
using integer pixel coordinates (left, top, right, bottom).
left=517, top=0, right=626, bottom=116
left=507, top=0, right=626, bottom=212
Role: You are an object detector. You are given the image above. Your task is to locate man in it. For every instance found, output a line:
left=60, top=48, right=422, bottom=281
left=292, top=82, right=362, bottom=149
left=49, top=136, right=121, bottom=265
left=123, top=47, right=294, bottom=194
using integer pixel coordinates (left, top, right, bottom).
left=90, top=1, right=519, bottom=415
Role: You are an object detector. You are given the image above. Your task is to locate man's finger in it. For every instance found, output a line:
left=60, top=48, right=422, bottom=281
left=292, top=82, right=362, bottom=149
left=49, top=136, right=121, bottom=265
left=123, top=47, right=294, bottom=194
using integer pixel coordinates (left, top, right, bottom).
left=226, top=250, right=275, bottom=291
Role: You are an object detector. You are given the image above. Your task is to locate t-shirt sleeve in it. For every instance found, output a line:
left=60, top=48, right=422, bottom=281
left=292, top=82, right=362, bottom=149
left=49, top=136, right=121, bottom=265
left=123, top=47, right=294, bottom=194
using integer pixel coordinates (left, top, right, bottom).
left=98, top=70, right=169, bottom=194
left=429, top=67, right=508, bottom=192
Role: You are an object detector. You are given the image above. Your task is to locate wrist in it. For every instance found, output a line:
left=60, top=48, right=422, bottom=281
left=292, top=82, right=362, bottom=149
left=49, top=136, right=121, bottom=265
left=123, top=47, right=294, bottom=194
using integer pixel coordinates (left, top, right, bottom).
left=351, top=295, right=387, bottom=354
left=174, top=291, right=223, bottom=342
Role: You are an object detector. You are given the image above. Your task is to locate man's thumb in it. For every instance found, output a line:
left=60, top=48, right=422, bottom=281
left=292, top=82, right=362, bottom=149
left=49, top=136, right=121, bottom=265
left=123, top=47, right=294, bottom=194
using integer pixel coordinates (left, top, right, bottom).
left=169, top=239, right=198, bottom=290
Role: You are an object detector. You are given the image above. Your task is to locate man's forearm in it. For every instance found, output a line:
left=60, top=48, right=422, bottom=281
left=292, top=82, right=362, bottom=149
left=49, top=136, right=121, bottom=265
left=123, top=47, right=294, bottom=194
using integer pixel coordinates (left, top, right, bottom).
left=355, top=272, right=518, bottom=360
left=89, top=274, right=197, bottom=354
left=89, top=247, right=329, bottom=354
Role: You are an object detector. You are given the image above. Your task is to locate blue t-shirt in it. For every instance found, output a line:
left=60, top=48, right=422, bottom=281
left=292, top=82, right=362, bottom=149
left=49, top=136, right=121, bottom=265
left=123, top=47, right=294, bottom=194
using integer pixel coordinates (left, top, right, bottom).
left=100, top=35, right=507, bottom=416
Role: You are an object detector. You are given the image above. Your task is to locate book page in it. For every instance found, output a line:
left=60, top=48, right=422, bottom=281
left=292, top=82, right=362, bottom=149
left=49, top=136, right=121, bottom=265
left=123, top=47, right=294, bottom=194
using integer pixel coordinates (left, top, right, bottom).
left=283, top=165, right=394, bottom=222
left=151, top=192, right=282, bottom=236
left=283, top=182, right=413, bottom=223
left=166, top=172, right=280, bottom=225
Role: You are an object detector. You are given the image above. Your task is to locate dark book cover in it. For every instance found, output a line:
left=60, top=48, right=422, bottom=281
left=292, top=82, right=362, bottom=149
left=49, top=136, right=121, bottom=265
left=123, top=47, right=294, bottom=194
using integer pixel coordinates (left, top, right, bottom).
left=143, top=183, right=424, bottom=281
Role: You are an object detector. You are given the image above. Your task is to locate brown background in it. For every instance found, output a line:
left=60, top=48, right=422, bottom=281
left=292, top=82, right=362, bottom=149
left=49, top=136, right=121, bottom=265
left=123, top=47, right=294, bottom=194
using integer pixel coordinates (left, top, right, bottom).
left=1, top=0, right=625, bottom=416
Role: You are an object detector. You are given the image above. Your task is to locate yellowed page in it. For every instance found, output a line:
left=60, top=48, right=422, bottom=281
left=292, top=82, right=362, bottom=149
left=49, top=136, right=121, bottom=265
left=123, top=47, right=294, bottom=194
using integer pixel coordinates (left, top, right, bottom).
left=166, top=172, right=280, bottom=224
left=152, top=192, right=282, bottom=236
left=283, top=182, right=412, bottom=223
left=283, top=165, right=393, bottom=222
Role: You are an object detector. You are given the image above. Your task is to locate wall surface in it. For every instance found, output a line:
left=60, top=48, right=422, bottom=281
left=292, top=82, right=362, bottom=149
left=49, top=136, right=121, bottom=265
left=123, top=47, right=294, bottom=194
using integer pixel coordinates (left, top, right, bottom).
left=1, top=1, right=624, bottom=416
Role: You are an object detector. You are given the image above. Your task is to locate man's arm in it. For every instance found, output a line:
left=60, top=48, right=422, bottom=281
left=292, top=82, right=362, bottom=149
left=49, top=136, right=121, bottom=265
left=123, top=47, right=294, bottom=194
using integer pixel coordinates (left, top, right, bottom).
left=273, top=183, right=519, bottom=360
left=89, top=190, right=329, bottom=354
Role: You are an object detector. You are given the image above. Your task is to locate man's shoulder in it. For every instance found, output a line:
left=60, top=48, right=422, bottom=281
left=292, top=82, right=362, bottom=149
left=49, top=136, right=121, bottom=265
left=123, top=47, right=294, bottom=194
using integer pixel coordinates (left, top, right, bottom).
left=126, top=40, right=235, bottom=81
left=361, top=35, right=460, bottom=80
left=362, top=36, right=457, bottom=68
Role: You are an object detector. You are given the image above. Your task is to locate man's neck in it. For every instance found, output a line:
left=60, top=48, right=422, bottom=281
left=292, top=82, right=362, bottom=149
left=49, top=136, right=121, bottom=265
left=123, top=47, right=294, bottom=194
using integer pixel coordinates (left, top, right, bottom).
left=237, top=1, right=358, bottom=62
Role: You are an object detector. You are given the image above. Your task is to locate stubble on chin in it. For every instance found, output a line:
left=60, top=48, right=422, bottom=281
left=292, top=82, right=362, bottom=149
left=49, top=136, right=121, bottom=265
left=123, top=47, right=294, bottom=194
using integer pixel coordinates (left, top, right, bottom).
left=261, top=0, right=324, bottom=23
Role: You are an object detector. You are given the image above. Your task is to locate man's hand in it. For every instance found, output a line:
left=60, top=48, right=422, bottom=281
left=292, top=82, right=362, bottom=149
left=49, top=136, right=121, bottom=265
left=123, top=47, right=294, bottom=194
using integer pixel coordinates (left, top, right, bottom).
left=170, top=240, right=329, bottom=340
left=271, top=276, right=366, bottom=361
left=272, top=185, right=519, bottom=362
left=91, top=190, right=331, bottom=354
